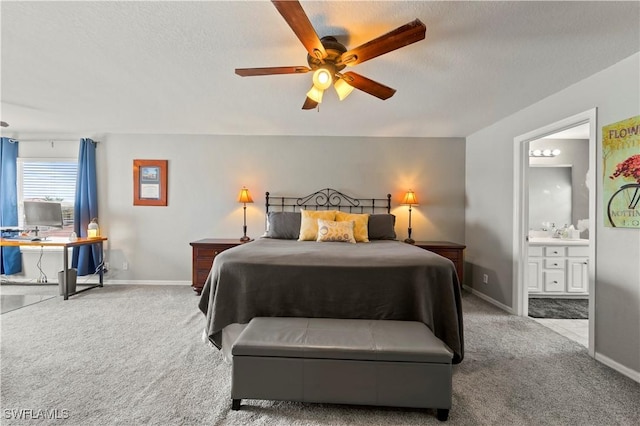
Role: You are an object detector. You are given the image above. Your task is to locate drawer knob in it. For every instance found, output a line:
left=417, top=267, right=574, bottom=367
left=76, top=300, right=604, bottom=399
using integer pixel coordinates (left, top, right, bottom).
left=553, top=281, right=558, bottom=284
left=553, top=263, right=558, bottom=266
left=553, top=251, right=558, bottom=254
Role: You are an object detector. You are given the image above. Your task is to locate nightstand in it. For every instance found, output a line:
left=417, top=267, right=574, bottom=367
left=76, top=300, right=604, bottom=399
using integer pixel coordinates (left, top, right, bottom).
left=414, top=241, right=466, bottom=285
left=189, top=238, right=252, bottom=295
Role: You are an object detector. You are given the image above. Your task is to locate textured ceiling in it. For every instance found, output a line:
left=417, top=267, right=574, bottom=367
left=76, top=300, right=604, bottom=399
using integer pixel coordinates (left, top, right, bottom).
left=1, top=1, right=639, bottom=138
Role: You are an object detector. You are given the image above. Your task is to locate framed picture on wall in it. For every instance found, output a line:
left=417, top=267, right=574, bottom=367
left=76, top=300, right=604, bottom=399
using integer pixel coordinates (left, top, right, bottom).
left=603, top=115, right=640, bottom=228
left=133, top=159, right=168, bottom=206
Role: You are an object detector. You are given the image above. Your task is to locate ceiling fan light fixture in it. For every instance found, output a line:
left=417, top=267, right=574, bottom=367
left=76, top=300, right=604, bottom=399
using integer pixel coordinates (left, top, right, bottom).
left=306, top=85, right=324, bottom=103
left=334, top=78, right=355, bottom=101
left=312, top=68, right=333, bottom=90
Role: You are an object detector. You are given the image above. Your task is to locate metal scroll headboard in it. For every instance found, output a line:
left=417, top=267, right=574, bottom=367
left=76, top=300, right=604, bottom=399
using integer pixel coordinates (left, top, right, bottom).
left=265, top=188, right=391, bottom=214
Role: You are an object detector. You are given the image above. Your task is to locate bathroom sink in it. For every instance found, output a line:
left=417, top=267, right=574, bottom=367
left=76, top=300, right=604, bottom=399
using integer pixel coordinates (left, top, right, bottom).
left=529, top=237, right=589, bottom=245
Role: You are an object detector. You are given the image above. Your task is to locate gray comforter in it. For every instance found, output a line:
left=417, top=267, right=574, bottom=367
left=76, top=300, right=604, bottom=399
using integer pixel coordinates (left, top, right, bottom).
left=199, top=238, right=464, bottom=363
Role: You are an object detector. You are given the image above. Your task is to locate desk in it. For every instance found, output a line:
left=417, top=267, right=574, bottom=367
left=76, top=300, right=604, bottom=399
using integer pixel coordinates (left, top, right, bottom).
left=0, top=236, right=107, bottom=300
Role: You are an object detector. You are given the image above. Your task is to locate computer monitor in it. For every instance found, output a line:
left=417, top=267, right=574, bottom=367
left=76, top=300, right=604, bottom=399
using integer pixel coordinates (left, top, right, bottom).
left=23, top=201, right=64, bottom=235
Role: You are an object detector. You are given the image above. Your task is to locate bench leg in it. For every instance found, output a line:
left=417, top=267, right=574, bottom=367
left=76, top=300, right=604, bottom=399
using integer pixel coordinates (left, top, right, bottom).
left=231, top=399, right=241, bottom=411
left=436, top=408, right=449, bottom=421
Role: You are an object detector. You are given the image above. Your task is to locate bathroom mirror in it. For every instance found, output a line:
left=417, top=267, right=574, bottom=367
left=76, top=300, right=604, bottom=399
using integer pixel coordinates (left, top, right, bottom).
left=529, top=165, right=572, bottom=231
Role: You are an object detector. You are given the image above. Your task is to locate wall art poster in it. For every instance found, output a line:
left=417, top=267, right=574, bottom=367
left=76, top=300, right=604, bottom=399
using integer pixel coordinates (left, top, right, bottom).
left=133, top=159, right=168, bottom=206
left=603, top=115, right=640, bottom=228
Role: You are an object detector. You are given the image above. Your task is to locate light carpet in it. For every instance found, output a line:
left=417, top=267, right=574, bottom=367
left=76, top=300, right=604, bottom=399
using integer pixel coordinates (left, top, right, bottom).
left=1, top=284, right=638, bottom=425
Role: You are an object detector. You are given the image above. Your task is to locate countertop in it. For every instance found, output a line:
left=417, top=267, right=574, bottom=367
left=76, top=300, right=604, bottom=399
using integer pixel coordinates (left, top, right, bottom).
left=528, top=237, right=589, bottom=246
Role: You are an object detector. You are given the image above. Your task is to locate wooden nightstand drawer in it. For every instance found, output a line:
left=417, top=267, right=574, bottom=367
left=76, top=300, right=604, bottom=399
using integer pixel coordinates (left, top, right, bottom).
left=194, top=248, right=220, bottom=259
left=195, top=258, right=217, bottom=270
left=190, top=239, right=252, bottom=295
left=413, top=241, right=466, bottom=286
left=429, top=248, right=461, bottom=262
left=196, top=270, right=211, bottom=285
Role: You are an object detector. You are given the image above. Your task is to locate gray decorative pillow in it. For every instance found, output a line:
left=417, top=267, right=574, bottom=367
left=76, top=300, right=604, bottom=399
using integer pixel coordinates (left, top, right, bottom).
left=368, top=214, right=397, bottom=240
left=265, top=212, right=302, bottom=240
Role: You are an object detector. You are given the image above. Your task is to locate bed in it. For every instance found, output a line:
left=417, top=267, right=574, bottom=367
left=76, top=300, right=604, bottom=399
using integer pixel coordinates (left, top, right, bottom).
left=198, top=188, right=464, bottom=364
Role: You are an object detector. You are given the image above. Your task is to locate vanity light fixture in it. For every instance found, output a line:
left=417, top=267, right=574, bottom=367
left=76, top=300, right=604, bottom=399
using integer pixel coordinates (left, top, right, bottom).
left=238, top=187, right=254, bottom=242
left=401, top=189, right=419, bottom=244
left=529, top=148, right=561, bottom=157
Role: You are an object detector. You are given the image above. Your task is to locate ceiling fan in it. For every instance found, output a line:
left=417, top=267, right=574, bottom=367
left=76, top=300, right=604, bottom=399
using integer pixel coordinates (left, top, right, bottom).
left=235, top=0, right=426, bottom=110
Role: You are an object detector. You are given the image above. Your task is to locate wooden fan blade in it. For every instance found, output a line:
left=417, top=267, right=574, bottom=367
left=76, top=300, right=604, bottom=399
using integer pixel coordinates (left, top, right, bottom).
left=339, top=19, right=426, bottom=66
left=235, top=66, right=311, bottom=77
left=302, top=97, right=318, bottom=110
left=272, top=0, right=327, bottom=60
left=341, top=72, right=396, bottom=100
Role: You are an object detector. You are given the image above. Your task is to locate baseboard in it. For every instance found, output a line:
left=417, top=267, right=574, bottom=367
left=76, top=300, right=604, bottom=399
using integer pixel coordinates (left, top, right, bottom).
left=2, top=277, right=191, bottom=286
left=104, top=279, right=191, bottom=285
left=595, top=352, right=640, bottom=383
left=463, top=285, right=515, bottom=314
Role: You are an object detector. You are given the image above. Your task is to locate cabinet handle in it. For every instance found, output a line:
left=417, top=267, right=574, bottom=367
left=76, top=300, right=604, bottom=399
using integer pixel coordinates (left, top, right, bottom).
left=553, top=251, right=558, bottom=254
left=553, top=263, right=558, bottom=266
left=553, top=281, right=558, bottom=284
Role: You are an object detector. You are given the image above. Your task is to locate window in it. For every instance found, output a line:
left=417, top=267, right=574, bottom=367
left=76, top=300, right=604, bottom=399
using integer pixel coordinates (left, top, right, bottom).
left=17, top=158, right=77, bottom=237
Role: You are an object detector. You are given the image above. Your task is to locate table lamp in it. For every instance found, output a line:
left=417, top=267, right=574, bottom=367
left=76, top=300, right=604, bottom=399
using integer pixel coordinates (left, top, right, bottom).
left=401, top=189, right=419, bottom=244
left=87, top=218, right=100, bottom=238
left=238, top=187, right=254, bottom=242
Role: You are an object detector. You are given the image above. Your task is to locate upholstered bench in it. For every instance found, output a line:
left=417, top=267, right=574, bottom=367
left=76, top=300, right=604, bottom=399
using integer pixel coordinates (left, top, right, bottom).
left=231, top=317, right=454, bottom=421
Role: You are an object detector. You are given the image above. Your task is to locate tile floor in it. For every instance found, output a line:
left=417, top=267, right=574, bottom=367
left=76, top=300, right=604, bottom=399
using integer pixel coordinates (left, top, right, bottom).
left=531, top=318, right=589, bottom=347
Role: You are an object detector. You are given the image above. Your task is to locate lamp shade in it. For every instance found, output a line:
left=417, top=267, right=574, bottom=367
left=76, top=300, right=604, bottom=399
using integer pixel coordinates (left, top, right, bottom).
left=401, top=190, right=419, bottom=206
left=306, top=85, right=324, bottom=103
left=334, top=78, right=355, bottom=101
left=312, top=68, right=333, bottom=90
left=238, top=187, right=254, bottom=204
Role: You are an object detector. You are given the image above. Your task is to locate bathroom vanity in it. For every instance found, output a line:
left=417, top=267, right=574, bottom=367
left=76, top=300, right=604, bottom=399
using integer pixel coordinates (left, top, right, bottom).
left=528, top=237, right=589, bottom=296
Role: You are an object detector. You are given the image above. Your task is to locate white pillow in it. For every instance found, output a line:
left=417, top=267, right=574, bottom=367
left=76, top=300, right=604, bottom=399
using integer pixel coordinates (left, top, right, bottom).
left=316, top=219, right=356, bottom=244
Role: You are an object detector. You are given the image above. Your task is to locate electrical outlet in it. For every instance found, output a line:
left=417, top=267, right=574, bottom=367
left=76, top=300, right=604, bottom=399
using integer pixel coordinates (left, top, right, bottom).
left=123, top=261, right=129, bottom=270
left=483, top=274, right=489, bottom=284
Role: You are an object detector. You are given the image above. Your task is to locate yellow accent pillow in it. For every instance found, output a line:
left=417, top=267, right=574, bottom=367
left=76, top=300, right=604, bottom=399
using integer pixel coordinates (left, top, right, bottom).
left=316, top=219, right=356, bottom=244
left=335, top=212, right=370, bottom=242
left=298, top=210, right=337, bottom=241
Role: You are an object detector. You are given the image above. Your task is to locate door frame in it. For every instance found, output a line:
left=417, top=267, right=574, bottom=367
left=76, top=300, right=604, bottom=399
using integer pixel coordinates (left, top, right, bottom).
left=512, top=108, right=597, bottom=357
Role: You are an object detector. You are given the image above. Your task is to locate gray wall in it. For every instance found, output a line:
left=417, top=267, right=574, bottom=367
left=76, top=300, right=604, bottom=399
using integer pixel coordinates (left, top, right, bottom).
left=466, top=52, right=640, bottom=376
left=13, top=135, right=466, bottom=284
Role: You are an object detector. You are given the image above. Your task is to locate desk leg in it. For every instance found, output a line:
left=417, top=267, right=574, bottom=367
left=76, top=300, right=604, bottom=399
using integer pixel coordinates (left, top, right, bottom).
left=63, top=247, right=69, bottom=300
left=98, top=241, right=104, bottom=287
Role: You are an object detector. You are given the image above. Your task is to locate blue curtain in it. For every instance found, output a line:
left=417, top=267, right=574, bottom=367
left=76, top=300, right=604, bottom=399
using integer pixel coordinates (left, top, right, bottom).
left=0, top=137, right=22, bottom=274
left=72, top=138, right=99, bottom=276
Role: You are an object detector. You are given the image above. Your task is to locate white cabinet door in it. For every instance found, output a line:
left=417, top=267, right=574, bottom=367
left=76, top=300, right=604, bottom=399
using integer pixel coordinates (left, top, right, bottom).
left=567, top=258, right=589, bottom=293
left=527, top=258, right=543, bottom=292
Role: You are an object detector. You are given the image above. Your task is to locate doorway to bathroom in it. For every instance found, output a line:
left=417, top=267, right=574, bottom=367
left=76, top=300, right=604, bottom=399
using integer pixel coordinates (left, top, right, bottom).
left=513, top=109, right=596, bottom=357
